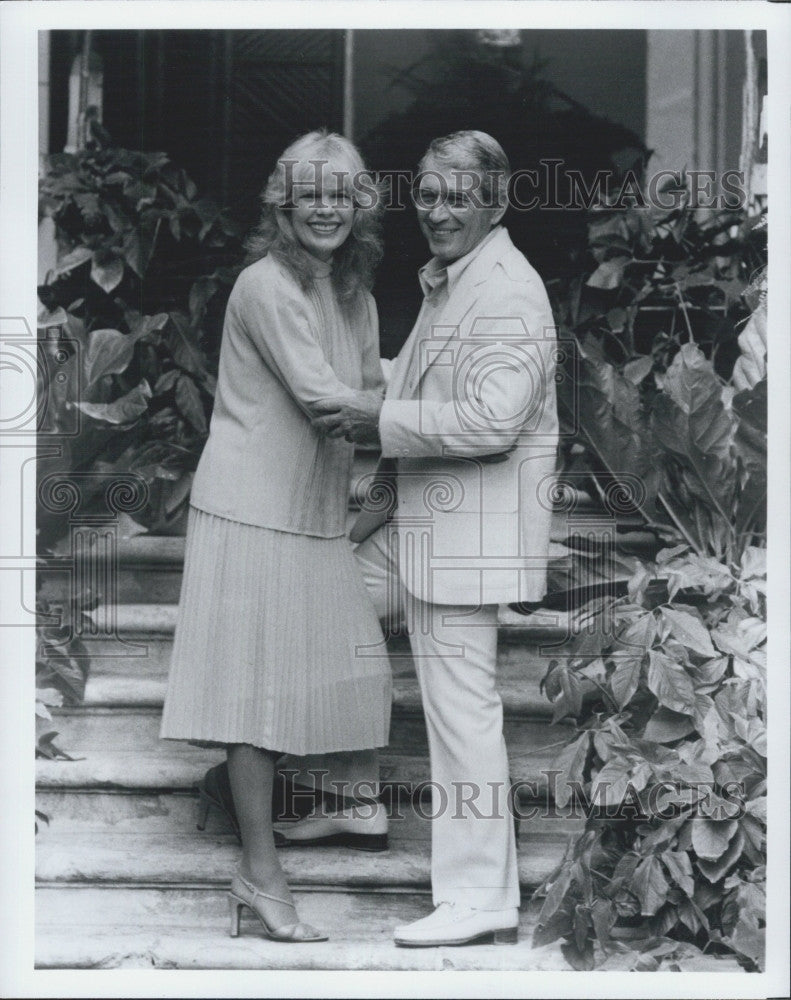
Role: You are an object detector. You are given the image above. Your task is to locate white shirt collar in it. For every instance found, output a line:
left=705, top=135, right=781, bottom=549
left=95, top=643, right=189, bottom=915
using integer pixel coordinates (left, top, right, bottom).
left=418, top=226, right=502, bottom=298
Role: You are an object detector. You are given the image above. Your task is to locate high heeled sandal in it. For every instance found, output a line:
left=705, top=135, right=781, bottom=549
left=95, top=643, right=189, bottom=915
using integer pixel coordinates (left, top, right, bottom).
left=228, top=872, right=328, bottom=942
left=195, top=764, right=242, bottom=844
left=196, top=762, right=322, bottom=841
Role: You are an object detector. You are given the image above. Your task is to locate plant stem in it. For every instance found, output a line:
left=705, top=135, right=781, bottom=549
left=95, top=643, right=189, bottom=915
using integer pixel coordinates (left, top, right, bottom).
left=674, top=283, right=696, bottom=343
left=658, top=491, right=704, bottom=556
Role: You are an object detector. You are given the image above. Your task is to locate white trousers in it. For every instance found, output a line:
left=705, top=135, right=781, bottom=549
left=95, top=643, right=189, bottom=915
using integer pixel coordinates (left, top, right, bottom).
left=292, top=525, right=520, bottom=910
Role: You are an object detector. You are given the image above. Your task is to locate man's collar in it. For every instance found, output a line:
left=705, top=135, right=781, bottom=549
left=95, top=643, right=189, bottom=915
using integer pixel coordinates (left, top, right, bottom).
left=418, top=226, right=503, bottom=298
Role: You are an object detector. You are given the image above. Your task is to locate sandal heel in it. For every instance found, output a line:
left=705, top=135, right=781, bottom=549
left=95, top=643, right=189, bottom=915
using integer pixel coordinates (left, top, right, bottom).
left=494, top=926, right=518, bottom=945
left=229, top=873, right=327, bottom=942
left=197, top=791, right=211, bottom=832
left=194, top=774, right=242, bottom=844
left=228, top=895, right=243, bottom=937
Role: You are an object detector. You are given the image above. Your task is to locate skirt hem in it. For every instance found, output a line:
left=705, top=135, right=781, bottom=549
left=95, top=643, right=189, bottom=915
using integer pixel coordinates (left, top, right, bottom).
left=160, top=734, right=390, bottom=757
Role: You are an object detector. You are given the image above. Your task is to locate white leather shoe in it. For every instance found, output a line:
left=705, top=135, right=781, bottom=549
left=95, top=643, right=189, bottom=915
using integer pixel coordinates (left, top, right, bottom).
left=274, top=801, right=388, bottom=852
left=393, top=902, right=519, bottom=947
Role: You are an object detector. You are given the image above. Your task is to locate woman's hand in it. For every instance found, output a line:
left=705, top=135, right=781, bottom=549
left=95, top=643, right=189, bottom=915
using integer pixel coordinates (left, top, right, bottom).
left=311, top=389, right=384, bottom=445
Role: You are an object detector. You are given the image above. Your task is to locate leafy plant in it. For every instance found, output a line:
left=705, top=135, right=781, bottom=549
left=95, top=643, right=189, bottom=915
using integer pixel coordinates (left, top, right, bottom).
left=37, top=137, right=242, bottom=545
left=533, top=192, right=768, bottom=971
left=550, top=198, right=767, bottom=565
left=534, top=544, right=766, bottom=970
left=35, top=589, right=89, bottom=832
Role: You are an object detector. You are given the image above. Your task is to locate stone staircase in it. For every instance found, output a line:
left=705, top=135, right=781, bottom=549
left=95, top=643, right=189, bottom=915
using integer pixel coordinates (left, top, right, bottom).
left=36, top=474, right=718, bottom=971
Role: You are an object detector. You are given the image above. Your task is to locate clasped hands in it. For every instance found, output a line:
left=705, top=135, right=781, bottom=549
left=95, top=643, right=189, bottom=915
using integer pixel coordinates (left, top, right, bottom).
left=311, top=389, right=384, bottom=446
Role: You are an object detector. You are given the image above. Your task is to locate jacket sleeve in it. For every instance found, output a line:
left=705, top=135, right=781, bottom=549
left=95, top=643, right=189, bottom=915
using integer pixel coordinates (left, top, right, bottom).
left=232, top=264, right=357, bottom=417
left=379, top=280, right=556, bottom=458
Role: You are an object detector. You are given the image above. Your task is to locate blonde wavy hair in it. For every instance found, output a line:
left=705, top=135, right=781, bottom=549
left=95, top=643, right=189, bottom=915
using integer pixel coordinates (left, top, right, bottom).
left=245, top=130, right=384, bottom=302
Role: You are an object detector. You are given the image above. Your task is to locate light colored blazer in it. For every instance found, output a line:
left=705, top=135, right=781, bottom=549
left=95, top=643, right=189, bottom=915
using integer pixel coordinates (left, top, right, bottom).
left=354, top=227, right=558, bottom=605
left=191, top=255, right=383, bottom=537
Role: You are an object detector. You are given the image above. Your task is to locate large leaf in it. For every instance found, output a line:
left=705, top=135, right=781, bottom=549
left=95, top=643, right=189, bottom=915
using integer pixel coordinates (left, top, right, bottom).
left=661, top=607, right=716, bottom=657
left=128, top=311, right=170, bottom=342
left=651, top=343, right=737, bottom=533
left=731, top=306, right=766, bottom=391
left=543, top=661, right=585, bottom=723
left=689, top=657, right=726, bottom=694
left=647, top=650, right=696, bottom=715
left=75, top=379, right=152, bottom=425
left=623, top=354, right=654, bottom=386
left=660, top=550, right=733, bottom=600
left=561, top=938, right=595, bottom=971
left=643, top=706, right=696, bottom=743
left=554, top=732, right=591, bottom=808
left=691, top=817, right=738, bottom=861
left=722, top=882, right=765, bottom=967
left=590, top=898, right=615, bottom=951
left=607, top=613, right=655, bottom=709
left=732, top=379, right=766, bottom=463
left=661, top=850, right=695, bottom=897
left=610, top=656, right=643, bottom=710
left=697, top=828, right=744, bottom=883
left=55, top=245, right=92, bottom=276
left=121, top=212, right=162, bottom=278
left=586, top=256, right=629, bottom=290
left=167, top=311, right=207, bottom=376
left=82, top=319, right=159, bottom=387
left=538, top=866, right=572, bottom=924
left=90, top=252, right=124, bottom=293
left=175, top=375, right=207, bottom=434
left=740, top=546, right=766, bottom=582
left=189, top=275, right=218, bottom=327
left=589, top=756, right=634, bottom=808
left=632, top=856, right=669, bottom=916
left=592, top=720, right=630, bottom=762
left=558, top=340, right=657, bottom=521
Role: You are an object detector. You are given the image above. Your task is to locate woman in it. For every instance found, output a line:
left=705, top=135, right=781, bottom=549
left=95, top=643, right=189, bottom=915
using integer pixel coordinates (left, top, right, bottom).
left=160, top=132, right=391, bottom=942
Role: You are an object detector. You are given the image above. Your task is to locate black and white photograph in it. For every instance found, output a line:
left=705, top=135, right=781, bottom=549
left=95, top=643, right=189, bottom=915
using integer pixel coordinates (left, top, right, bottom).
left=0, top=2, right=788, bottom=997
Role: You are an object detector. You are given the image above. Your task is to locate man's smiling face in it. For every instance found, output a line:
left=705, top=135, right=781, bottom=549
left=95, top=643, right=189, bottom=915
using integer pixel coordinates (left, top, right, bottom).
left=415, top=157, right=504, bottom=266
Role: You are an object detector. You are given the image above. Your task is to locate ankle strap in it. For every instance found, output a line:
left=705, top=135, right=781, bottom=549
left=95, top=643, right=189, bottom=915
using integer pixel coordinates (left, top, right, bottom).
left=235, top=872, right=292, bottom=909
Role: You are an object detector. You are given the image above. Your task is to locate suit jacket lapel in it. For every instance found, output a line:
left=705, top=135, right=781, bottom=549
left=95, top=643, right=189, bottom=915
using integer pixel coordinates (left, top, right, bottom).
left=388, top=228, right=518, bottom=402
left=386, top=307, right=424, bottom=402
left=410, top=228, right=516, bottom=394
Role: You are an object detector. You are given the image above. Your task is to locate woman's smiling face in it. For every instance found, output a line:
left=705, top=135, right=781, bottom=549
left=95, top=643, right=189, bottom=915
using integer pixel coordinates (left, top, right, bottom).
left=287, top=161, right=355, bottom=262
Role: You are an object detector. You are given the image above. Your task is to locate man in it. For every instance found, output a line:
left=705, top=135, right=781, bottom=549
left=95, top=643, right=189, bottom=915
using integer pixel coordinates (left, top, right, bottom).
left=290, top=130, right=560, bottom=946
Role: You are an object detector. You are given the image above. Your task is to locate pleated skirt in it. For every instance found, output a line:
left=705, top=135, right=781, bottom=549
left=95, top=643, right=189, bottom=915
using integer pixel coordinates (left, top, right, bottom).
left=160, top=506, right=391, bottom=755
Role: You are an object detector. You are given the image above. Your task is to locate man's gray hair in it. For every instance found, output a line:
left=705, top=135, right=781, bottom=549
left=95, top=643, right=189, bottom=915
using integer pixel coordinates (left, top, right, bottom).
left=418, top=130, right=511, bottom=208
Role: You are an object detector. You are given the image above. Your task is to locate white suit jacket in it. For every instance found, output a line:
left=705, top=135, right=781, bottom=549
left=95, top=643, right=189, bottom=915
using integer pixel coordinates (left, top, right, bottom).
left=352, top=226, right=559, bottom=606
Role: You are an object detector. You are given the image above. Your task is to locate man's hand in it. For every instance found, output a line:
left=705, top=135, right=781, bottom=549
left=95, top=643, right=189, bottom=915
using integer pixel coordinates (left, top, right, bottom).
left=311, top=389, right=384, bottom=446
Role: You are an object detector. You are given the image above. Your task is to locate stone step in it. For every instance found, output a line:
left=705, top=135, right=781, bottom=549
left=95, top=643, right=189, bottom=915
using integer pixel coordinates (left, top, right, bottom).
left=76, top=603, right=577, bottom=684
left=49, top=706, right=570, bottom=755
left=58, top=634, right=565, bottom=718
left=35, top=819, right=576, bottom=891
left=34, top=900, right=741, bottom=972
left=34, top=787, right=573, bottom=835
left=39, top=496, right=658, bottom=606
left=36, top=718, right=573, bottom=800
left=35, top=889, right=573, bottom=971
left=37, top=746, right=225, bottom=791
left=85, top=602, right=575, bottom=641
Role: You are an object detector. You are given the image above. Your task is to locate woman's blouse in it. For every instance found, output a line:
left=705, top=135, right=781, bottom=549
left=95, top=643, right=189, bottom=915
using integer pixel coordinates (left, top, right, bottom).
left=190, top=254, right=383, bottom=537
